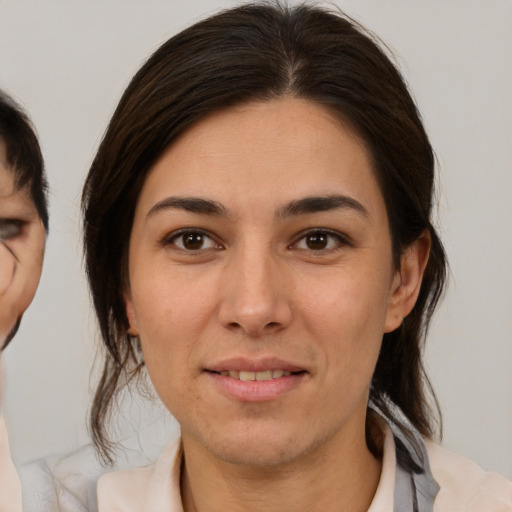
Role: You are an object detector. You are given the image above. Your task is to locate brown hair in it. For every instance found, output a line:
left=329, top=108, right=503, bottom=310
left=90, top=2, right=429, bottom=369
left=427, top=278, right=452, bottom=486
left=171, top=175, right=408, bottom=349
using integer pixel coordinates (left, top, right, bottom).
left=82, top=2, right=446, bottom=464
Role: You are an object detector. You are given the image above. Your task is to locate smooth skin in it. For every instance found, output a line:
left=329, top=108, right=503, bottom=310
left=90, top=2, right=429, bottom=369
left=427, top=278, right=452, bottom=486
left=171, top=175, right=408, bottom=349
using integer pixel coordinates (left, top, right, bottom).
left=0, top=142, right=45, bottom=346
left=125, top=98, right=430, bottom=512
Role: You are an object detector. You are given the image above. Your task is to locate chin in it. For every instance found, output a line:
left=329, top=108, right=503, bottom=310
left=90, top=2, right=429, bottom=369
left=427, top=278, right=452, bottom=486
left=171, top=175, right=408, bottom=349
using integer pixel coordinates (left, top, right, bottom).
left=194, top=421, right=328, bottom=468
left=216, top=442, right=302, bottom=467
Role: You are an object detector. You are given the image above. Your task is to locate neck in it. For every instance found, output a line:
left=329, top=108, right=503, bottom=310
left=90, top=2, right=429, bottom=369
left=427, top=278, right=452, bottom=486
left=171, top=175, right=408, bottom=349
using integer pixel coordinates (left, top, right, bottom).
left=180, top=422, right=381, bottom=512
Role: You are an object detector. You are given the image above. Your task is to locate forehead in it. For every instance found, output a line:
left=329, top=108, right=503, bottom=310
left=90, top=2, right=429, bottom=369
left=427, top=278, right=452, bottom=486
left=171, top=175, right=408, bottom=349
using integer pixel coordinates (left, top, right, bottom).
left=0, top=152, right=35, bottom=216
left=169, top=98, right=368, bottom=161
left=138, top=98, right=385, bottom=218
left=0, top=168, right=16, bottom=200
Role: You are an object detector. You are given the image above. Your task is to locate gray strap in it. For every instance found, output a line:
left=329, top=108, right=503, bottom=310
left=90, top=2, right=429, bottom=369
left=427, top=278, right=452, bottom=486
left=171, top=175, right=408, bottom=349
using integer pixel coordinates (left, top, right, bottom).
left=392, top=429, right=439, bottom=512
left=369, top=400, right=440, bottom=512
left=394, top=462, right=417, bottom=512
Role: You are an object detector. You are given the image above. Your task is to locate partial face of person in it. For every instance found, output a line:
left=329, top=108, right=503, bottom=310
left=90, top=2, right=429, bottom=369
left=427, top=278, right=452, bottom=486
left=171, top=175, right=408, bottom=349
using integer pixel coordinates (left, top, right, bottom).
left=125, top=98, right=427, bottom=467
left=0, top=142, right=45, bottom=348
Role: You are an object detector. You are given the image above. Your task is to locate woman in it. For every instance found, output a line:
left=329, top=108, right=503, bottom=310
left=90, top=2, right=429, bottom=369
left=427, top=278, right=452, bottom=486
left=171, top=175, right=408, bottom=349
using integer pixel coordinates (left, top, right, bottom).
left=82, top=3, right=512, bottom=511
left=0, top=89, right=48, bottom=512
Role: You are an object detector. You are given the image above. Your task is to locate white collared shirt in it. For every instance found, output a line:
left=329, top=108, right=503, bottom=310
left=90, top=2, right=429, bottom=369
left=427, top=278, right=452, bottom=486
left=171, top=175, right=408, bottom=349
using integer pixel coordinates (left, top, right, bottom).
left=0, top=416, right=23, bottom=512
left=96, top=424, right=512, bottom=511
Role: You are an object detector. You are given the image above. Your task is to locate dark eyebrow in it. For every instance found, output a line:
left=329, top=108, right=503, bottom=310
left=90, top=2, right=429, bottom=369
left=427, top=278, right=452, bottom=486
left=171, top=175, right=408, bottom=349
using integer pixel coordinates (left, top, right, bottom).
left=147, top=196, right=228, bottom=219
left=277, top=195, right=368, bottom=219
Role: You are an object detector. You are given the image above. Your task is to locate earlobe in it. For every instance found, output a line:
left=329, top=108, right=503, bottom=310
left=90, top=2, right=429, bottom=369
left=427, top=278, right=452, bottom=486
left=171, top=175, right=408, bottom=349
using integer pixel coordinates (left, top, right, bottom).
left=124, top=293, right=139, bottom=336
left=384, top=231, right=431, bottom=333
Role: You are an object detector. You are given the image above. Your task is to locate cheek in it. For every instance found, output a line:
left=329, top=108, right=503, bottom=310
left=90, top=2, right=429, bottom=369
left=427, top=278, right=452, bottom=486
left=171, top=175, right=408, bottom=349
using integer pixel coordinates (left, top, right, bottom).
left=300, top=266, right=391, bottom=332
left=17, top=263, right=43, bottom=315
left=1, top=226, right=45, bottom=317
left=133, top=268, right=217, bottom=340
left=0, top=245, right=15, bottom=294
left=131, top=272, right=217, bottom=397
left=297, top=266, right=391, bottom=372
left=0, top=246, right=43, bottom=339
left=137, top=302, right=195, bottom=413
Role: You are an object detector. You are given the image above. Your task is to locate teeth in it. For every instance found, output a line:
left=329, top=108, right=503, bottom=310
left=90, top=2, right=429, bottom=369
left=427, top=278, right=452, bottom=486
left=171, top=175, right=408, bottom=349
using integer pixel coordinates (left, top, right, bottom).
left=239, top=371, right=256, bottom=381
left=256, top=370, right=272, bottom=381
left=219, top=370, right=294, bottom=380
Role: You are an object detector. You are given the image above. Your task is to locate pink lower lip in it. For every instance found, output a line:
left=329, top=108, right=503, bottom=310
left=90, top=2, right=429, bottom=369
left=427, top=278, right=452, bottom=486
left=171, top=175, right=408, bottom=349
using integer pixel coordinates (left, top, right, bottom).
left=207, top=371, right=306, bottom=402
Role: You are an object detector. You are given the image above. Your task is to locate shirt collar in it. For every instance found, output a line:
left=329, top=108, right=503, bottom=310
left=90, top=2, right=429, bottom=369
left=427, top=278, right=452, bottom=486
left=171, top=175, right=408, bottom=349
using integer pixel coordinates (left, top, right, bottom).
left=98, top=408, right=439, bottom=512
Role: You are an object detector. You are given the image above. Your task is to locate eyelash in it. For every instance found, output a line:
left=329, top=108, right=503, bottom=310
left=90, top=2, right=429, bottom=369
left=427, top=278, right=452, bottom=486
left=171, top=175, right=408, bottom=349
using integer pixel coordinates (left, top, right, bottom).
left=160, top=228, right=349, bottom=253
left=160, top=229, right=222, bottom=252
left=0, top=219, right=25, bottom=242
left=291, top=229, right=350, bottom=252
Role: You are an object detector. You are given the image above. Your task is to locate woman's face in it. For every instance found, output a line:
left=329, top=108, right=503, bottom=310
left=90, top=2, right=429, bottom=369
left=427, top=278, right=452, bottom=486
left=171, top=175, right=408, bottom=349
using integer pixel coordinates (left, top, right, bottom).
left=125, top=98, right=422, bottom=467
left=0, top=143, right=45, bottom=347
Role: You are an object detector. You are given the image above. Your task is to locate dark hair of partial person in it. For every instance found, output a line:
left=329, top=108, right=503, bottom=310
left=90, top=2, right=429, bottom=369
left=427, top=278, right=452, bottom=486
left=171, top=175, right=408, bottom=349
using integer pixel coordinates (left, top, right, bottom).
left=82, top=1, right=447, bottom=464
left=0, top=90, right=49, bottom=231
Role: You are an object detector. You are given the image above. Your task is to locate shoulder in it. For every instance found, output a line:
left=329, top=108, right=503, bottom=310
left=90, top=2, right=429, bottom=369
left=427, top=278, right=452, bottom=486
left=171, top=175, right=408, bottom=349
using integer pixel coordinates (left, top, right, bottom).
left=20, top=443, right=108, bottom=512
left=425, top=441, right=512, bottom=511
left=97, top=464, right=156, bottom=512
left=97, top=438, right=182, bottom=512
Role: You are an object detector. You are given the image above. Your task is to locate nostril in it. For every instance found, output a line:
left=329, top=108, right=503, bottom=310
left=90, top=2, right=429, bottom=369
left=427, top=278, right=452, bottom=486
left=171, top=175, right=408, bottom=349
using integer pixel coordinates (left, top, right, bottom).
left=225, top=320, right=282, bottom=336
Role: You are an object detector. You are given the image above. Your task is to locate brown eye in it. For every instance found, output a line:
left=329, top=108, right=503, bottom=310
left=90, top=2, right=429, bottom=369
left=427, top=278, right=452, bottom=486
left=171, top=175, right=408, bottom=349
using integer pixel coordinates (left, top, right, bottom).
left=168, top=230, right=218, bottom=251
left=183, top=233, right=206, bottom=250
left=305, top=232, right=329, bottom=250
left=294, top=230, right=346, bottom=252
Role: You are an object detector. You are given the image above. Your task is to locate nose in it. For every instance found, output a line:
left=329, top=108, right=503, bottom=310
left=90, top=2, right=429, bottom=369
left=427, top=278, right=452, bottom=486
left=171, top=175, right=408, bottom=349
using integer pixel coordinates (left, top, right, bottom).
left=217, top=244, right=293, bottom=337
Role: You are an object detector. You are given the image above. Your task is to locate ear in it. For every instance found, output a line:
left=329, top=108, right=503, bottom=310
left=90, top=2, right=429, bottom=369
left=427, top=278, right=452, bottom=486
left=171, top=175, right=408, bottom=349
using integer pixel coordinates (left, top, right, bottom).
left=384, top=231, right=431, bottom=333
left=124, top=291, right=139, bottom=337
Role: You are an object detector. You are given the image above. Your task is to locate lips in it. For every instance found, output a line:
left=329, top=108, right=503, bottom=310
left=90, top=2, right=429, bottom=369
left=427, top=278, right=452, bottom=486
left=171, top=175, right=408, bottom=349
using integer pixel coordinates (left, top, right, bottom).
left=205, top=357, right=307, bottom=401
left=218, top=369, right=292, bottom=381
left=206, top=357, right=306, bottom=376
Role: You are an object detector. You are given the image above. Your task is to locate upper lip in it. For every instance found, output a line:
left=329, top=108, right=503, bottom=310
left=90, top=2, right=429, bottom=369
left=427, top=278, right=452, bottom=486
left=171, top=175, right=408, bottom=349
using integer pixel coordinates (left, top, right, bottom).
left=206, top=357, right=306, bottom=373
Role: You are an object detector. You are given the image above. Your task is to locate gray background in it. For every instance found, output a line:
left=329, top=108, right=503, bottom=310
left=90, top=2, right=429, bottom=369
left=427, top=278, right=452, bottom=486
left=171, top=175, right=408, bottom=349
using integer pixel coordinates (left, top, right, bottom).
left=1, top=0, right=511, bottom=480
